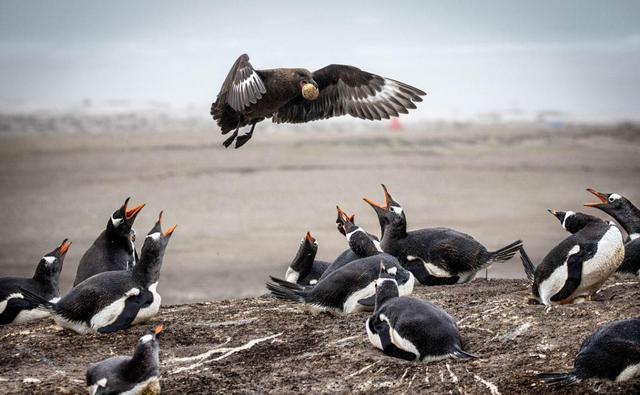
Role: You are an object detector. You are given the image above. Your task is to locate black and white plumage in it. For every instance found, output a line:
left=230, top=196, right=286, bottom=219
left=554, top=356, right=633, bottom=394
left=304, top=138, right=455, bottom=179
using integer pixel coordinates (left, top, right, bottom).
left=267, top=252, right=414, bottom=314
left=366, top=265, right=476, bottom=362
left=74, top=197, right=145, bottom=286
left=520, top=210, right=624, bottom=305
left=319, top=206, right=381, bottom=280
left=539, top=318, right=640, bottom=386
left=211, top=54, right=426, bottom=148
left=0, top=239, right=70, bottom=325
left=285, top=232, right=329, bottom=286
left=21, top=213, right=176, bottom=334
left=364, top=185, right=522, bottom=285
left=585, top=188, right=640, bottom=277
left=87, top=324, right=163, bottom=395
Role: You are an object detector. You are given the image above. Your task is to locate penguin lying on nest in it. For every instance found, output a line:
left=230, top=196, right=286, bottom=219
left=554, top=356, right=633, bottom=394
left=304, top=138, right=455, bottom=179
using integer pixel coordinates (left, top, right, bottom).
left=366, top=263, right=476, bottom=362
left=21, top=212, right=176, bottom=334
left=74, top=197, right=145, bottom=286
left=520, top=210, right=624, bottom=305
left=211, top=54, right=426, bottom=148
left=0, top=239, right=70, bottom=325
left=539, top=318, right=640, bottom=386
left=87, top=324, right=163, bottom=395
left=284, top=231, right=329, bottom=286
left=584, top=188, right=640, bottom=277
left=363, top=184, right=523, bottom=285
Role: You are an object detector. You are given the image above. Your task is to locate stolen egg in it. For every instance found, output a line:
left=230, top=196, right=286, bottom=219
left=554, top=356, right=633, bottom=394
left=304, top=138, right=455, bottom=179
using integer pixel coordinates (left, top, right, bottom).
left=302, top=83, right=319, bottom=101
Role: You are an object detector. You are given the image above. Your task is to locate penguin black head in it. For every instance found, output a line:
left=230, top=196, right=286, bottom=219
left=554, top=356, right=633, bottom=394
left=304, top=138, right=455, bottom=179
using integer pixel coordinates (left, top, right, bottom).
left=34, top=239, right=71, bottom=284
left=375, top=263, right=399, bottom=307
left=548, top=209, right=604, bottom=234
left=585, top=188, right=640, bottom=234
left=107, top=197, right=145, bottom=242
left=131, top=324, right=163, bottom=374
left=136, top=212, right=176, bottom=284
left=338, top=206, right=381, bottom=257
left=290, top=232, right=318, bottom=272
left=336, top=206, right=356, bottom=237
left=363, top=184, right=405, bottom=233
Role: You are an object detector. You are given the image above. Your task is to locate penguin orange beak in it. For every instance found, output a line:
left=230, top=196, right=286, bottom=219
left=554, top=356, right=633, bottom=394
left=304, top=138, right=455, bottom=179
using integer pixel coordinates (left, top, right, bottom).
left=305, top=231, right=315, bottom=244
left=163, top=224, right=177, bottom=237
left=58, top=239, right=72, bottom=255
left=125, top=204, right=145, bottom=220
left=336, top=206, right=348, bottom=221
left=363, top=197, right=386, bottom=210
left=154, top=323, right=164, bottom=335
left=363, top=184, right=391, bottom=211
left=584, top=188, right=608, bottom=207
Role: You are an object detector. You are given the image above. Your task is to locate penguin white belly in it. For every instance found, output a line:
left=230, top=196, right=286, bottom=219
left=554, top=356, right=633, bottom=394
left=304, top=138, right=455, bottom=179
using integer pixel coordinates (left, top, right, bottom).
left=13, top=307, right=50, bottom=324
left=379, top=314, right=419, bottom=360
left=539, top=263, right=569, bottom=305
left=397, top=273, right=415, bottom=296
left=121, top=376, right=161, bottom=395
left=88, top=378, right=108, bottom=395
left=89, top=288, right=141, bottom=331
left=54, top=316, right=93, bottom=335
left=616, top=362, right=640, bottom=382
left=285, top=268, right=300, bottom=283
left=133, top=282, right=161, bottom=324
left=365, top=318, right=383, bottom=350
left=456, top=270, right=477, bottom=283
left=0, top=293, right=23, bottom=315
left=343, top=281, right=376, bottom=314
left=578, top=227, right=625, bottom=296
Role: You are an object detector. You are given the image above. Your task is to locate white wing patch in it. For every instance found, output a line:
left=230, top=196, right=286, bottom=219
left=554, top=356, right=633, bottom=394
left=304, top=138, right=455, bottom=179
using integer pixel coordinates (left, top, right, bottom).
left=229, top=68, right=266, bottom=111
left=347, top=78, right=416, bottom=118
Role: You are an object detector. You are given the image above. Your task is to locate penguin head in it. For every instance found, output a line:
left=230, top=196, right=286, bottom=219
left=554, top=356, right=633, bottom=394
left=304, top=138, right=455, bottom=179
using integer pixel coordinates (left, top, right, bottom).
left=338, top=206, right=382, bottom=257
left=133, top=324, right=163, bottom=368
left=548, top=209, right=603, bottom=233
left=34, top=239, right=71, bottom=281
left=335, top=206, right=356, bottom=237
left=107, top=197, right=145, bottom=242
left=141, top=211, right=177, bottom=257
left=363, top=184, right=405, bottom=231
left=290, top=232, right=318, bottom=272
left=585, top=188, right=638, bottom=229
left=375, top=263, right=399, bottom=305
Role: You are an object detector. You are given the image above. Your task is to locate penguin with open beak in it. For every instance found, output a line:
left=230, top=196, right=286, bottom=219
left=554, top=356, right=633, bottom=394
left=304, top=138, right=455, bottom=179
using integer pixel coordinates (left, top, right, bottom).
left=74, top=197, right=145, bottom=286
left=285, top=231, right=330, bottom=286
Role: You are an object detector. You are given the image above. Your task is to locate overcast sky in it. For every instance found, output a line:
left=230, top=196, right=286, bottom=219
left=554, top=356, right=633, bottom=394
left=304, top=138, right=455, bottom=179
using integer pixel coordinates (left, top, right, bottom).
left=1, top=0, right=639, bottom=121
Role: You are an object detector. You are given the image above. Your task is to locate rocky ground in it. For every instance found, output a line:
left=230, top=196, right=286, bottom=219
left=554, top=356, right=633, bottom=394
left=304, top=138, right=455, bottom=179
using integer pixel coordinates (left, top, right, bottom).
left=1, top=278, right=639, bottom=394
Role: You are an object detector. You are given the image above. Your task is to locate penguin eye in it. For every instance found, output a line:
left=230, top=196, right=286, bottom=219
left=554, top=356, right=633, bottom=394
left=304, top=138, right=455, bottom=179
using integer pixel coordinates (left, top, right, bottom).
left=609, top=197, right=615, bottom=202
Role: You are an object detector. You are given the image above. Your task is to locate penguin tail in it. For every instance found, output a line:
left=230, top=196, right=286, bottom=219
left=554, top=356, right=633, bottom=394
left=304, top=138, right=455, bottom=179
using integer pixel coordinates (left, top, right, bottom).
left=268, top=276, right=306, bottom=291
left=538, top=372, right=579, bottom=387
left=518, top=246, right=536, bottom=282
left=451, top=347, right=478, bottom=360
left=486, top=240, right=523, bottom=264
left=19, top=287, right=55, bottom=310
left=265, top=282, right=305, bottom=304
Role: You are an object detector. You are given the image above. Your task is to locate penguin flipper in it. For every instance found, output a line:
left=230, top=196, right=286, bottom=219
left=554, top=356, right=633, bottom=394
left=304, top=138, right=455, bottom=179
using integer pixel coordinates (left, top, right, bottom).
left=97, top=290, right=154, bottom=334
left=376, top=321, right=417, bottom=361
left=550, top=244, right=595, bottom=303
left=0, top=298, right=35, bottom=325
left=357, top=295, right=376, bottom=308
left=538, top=372, right=579, bottom=386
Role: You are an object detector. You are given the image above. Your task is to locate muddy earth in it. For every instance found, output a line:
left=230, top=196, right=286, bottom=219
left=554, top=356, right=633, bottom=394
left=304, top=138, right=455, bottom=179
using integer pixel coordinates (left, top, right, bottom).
left=1, top=278, right=638, bottom=394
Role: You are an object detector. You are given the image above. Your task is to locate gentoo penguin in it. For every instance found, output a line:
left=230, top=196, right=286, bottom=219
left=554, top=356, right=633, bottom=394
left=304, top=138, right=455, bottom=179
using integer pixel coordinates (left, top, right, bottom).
left=366, top=264, right=476, bottom=362
left=21, top=212, right=176, bottom=334
left=0, top=239, right=71, bottom=325
left=285, top=232, right=329, bottom=286
left=539, top=318, right=640, bottom=386
left=364, top=185, right=522, bottom=285
left=266, top=248, right=415, bottom=314
left=211, top=54, right=425, bottom=148
left=74, top=197, right=145, bottom=286
left=519, top=210, right=624, bottom=305
left=585, top=188, right=640, bottom=277
left=87, top=324, right=163, bottom=395
left=318, top=206, right=381, bottom=280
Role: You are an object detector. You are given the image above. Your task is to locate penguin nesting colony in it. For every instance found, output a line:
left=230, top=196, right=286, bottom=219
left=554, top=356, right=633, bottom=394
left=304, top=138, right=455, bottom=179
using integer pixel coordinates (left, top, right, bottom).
left=539, top=318, right=640, bottom=386
left=366, top=264, right=476, bottom=362
left=74, top=197, right=145, bottom=286
left=87, top=324, right=163, bottom=395
left=0, top=239, right=70, bottom=325
left=211, top=54, right=425, bottom=148
left=21, top=211, right=176, bottom=334
left=584, top=188, right=640, bottom=277
left=520, top=210, right=624, bottom=305
left=285, top=232, right=329, bottom=286
left=363, top=184, right=522, bottom=285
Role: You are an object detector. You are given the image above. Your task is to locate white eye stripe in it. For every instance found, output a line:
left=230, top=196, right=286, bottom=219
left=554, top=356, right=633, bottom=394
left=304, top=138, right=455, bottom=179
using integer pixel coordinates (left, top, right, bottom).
left=140, top=334, right=153, bottom=343
left=146, top=232, right=161, bottom=241
left=346, top=227, right=365, bottom=241
left=391, top=206, right=403, bottom=214
left=387, top=267, right=398, bottom=275
left=43, top=256, right=56, bottom=264
left=609, top=193, right=621, bottom=201
left=562, top=211, right=575, bottom=230
left=111, top=216, right=123, bottom=226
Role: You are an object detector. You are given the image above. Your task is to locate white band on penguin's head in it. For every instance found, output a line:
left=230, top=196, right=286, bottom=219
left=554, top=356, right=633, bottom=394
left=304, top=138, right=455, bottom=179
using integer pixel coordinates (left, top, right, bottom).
left=346, top=227, right=364, bottom=241
left=562, top=211, right=575, bottom=230
left=43, top=256, right=56, bottom=264
left=140, top=334, right=154, bottom=343
left=146, top=232, right=161, bottom=241
left=390, top=206, right=403, bottom=215
left=111, top=216, right=123, bottom=227
left=387, top=266, right=397, bottom=275
left=609, top=193, right=621, bottom=201
left=376, top=277, right=398, bottom=287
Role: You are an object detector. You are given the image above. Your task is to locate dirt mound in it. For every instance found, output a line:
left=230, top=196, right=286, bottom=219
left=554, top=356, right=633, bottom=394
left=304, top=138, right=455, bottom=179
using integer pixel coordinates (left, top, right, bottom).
left=1, top=279, right=639, bottom=394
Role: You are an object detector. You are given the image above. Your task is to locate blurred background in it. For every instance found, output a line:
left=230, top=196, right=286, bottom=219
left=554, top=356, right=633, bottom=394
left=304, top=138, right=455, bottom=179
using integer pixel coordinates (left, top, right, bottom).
left=0, top=1, right=639, bottom=303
